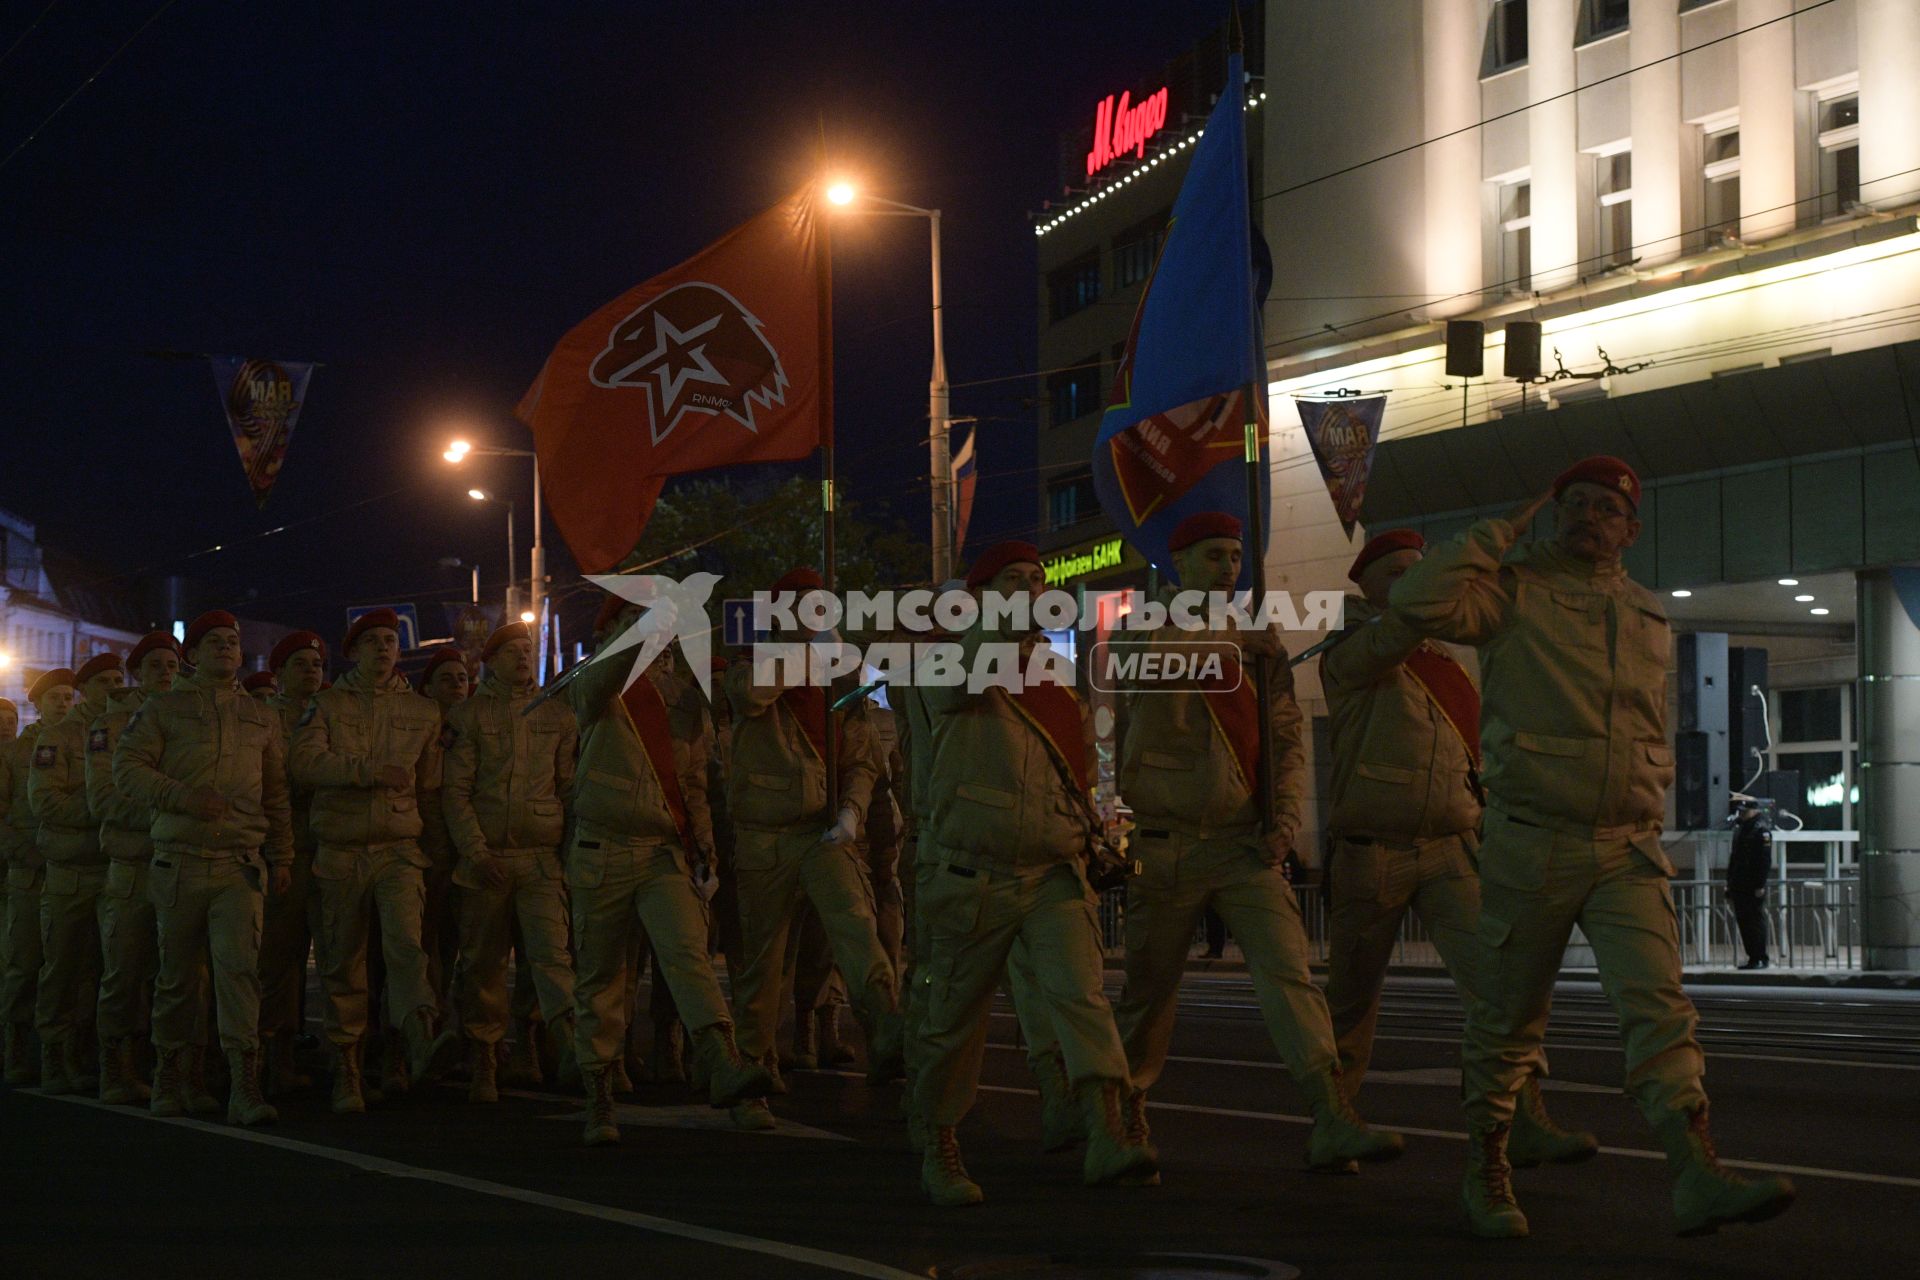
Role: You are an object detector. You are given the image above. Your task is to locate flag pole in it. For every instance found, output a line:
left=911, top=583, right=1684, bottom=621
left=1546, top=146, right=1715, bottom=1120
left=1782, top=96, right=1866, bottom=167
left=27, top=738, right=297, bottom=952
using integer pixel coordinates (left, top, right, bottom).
left=816, top=127, right=840, bottom=819
left=1227, top=8, right=1277, bottom=841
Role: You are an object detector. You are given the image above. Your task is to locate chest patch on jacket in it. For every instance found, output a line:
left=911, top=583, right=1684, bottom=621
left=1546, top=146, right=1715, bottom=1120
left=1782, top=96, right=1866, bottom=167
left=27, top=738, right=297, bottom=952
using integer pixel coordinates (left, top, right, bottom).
left=33, top=745, right=55, bottom=768
left=88, top=729, right=109, bottom=753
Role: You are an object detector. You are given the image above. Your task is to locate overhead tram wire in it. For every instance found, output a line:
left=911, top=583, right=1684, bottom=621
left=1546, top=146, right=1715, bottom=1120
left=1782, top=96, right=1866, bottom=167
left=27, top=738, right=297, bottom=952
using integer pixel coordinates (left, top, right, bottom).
left=0, top=0, right=178, bottom=178
left=0, top=0, right=64, bottom=71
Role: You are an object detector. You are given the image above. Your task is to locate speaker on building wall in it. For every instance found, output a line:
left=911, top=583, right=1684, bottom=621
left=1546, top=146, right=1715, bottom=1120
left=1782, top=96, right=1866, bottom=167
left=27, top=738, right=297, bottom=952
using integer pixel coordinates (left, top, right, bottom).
left=1445, top=320, right=1485, bottom=377
left=1678, top=632, right=1730, bottom=734
left=1504, top=320, right=1542, bottom=380
left=1676, top=730, right=1730, bottom=832
left=1728, top=646, right=1770, bottom=786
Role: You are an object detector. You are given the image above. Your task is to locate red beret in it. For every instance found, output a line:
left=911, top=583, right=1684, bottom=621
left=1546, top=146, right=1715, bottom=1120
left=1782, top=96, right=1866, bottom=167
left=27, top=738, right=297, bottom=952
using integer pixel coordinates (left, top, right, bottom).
left=75, top=652, right=124, bottom=684
left=241, top=671, right=278, bottom=693
left=417, top=647, right=469, bottom=686
left=343, top=608, right=402, bottom=653
left=1553, top=455, right=1641, bottom=510
left=1169, top=511, right=1243, bottom=552
left=268, top=630, right=326, bottom=673
left=27, top=668, right=76, bottom=702
left=966, top=541, right=1042, bottom=589
left=128, top=631, right=183, bottom=670
left=771, top=566, right=824, bottom=595
left=481, top=622, right=531, bottom=661
left=1348, top=529, right=1426, bottom=583
left=185, top=610, right=239, bottom=651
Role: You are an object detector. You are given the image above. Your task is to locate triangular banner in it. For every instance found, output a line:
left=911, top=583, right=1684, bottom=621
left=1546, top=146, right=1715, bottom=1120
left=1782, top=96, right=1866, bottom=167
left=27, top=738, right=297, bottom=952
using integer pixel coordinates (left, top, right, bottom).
left=211, top=357, right=315, bottom=509
left=1294, top=394, right=1387, bottom=538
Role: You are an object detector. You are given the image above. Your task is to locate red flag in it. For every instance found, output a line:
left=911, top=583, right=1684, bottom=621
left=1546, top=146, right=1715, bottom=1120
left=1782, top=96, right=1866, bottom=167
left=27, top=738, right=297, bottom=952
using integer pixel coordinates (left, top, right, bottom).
left=518, top=188, right=828, bottom=572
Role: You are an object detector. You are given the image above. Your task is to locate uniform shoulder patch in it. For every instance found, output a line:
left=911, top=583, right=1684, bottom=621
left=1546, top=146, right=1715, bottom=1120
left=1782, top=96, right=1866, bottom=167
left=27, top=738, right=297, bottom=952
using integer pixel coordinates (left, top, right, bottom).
left=88, top=728, right=109, bottom=753
left=32, top=744, right=56, bottom=768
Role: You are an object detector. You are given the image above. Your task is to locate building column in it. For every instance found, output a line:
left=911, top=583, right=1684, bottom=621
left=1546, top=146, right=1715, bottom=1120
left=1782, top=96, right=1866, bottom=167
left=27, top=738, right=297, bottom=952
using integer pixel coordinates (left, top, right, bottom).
left=1858, top=567, right=1920, bottom=972
left=1736, top=0, right=1796, bottom=241
left=1858, top=0, right=1920, bottom=210
left=1630, top=0, right=1683, bottom=264
left=1423, top=0, right=1483, bottom=314
left=1528, top=0, right=1581, bottom=290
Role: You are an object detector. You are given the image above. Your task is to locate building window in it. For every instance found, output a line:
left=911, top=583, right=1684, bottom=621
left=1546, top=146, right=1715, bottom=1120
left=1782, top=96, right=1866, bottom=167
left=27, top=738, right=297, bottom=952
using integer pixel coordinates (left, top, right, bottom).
left=1486, top=0, right=1528, bottom=73
left=1048, top=254, right=1102, bottom=322
left=1047, top=471, right=1099, bottom=530
left=1772, top=684, right=1857, bottom=850
left=1595, top=150, right=1633, bottom=266
left=1048, top=357, right=1105, bottom=427
left=1113, top=213, right=1168, bottom=290
left=1581, top=0, right=1630, bottom=42
left=1703, top=123, right=1741, bottom=243
left=1499, top=180, right=1532, bottom=293
left=1817, top=93, right=1860, bottom=220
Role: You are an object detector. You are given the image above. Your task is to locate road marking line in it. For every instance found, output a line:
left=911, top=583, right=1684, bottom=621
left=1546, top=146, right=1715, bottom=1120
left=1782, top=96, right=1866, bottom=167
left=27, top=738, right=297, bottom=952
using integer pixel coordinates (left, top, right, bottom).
left=968, top=1082, right=1920, bottom=1190
left=524, top=1096, right=852, bottom=1141
left=33, top=1093, right=921, bottom=1280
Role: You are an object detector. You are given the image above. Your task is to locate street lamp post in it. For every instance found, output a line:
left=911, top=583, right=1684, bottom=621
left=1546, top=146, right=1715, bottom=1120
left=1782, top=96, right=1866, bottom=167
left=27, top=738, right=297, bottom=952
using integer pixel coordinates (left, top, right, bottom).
left=467, top=488, right=516, bottom=617
left=447, top=437, right=544, bottom=626
left=826, top=184, right=953, bottom=583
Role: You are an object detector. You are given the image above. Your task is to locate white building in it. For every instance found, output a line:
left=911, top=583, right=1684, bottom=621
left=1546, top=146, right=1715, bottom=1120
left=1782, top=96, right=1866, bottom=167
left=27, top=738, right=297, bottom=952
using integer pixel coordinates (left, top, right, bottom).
left=1, top=509, right=144, bottom=725
left=1260, top=0, right=1920, bottom=965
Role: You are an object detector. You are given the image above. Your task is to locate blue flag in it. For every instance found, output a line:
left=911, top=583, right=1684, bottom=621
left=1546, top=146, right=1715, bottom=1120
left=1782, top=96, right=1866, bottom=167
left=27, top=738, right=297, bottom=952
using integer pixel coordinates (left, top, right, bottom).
left=1090, top=52, right=1266, bottom=590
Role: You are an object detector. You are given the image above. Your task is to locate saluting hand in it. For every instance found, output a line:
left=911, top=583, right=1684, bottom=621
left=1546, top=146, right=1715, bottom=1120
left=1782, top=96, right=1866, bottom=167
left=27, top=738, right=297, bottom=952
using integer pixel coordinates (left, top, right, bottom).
left=1505, top=491, right=1553, bottom=533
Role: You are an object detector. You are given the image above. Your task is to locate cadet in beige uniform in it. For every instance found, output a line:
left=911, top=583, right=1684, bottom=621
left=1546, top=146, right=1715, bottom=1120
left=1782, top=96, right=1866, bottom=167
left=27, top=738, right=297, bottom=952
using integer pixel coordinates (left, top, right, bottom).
left=115, top=611, right=293, bottom=1125
left=86, top=631, right=183, bottom=1104
left=566, top=595, right=769, bottom=1145
left=914, top=542, right=1154, bottom=1206
left=259, top=630, right=328, bottom=1094
left=242, top=672, right=278, bottom=700
left=28, top=652, right=125, bottom=1093
left=443, top=623, right=579, bottom=1102
left=724, top=566, right=903, bottom=1124
left=291, top=607, right=461, bottom=1113
left=1392, top=457, right=1795, bottom=1238
left=1113, top=512, right=1400, bottom=1174
left=1322, top=531, right=1592, bottom=1167
left=2, top=669, right=74, bottom=1084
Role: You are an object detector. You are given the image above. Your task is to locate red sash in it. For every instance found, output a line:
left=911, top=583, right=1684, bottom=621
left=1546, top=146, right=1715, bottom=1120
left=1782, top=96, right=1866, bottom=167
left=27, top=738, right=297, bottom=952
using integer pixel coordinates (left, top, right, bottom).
left=1403, top=644, right=1481, bottom=770
left=1006, top=683, right=1091, bottom=792
left=1199, top=653, right=1262, bottom=798
left=619, top=678, right=692, bottom=848
left=780, top=686, right=845, bottom=765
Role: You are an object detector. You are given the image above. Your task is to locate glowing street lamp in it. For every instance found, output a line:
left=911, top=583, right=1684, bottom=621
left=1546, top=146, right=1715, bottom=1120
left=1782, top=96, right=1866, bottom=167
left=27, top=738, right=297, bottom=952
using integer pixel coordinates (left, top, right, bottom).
left=445, top=433, right=544, bottom=636
left=465, top=487, right=517, bottom=617
left=824, top=178, right=954, bottom=581
left=519, top=611, right=536, bottom=625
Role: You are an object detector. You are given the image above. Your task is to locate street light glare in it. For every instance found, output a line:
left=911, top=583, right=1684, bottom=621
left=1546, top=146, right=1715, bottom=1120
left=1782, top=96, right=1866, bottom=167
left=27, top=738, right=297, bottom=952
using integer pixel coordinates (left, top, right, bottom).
left=445, top=439, right=472, bottom=463
left=467, top=488, right=488, bottom=501
left=519, top=610, right=536, bottom=624
left=826, top=180, right=856, bottom=206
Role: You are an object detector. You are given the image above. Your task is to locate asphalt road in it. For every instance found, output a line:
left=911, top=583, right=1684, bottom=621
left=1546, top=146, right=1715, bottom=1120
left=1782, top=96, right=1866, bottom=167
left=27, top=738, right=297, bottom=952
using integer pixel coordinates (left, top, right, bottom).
left=5, top=973, right=1918, bottom=1280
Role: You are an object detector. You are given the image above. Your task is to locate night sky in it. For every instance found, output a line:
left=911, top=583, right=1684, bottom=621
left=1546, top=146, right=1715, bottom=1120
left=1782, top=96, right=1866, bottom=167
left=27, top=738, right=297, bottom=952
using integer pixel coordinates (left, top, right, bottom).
left=1, top=0, right=1219, bottom=636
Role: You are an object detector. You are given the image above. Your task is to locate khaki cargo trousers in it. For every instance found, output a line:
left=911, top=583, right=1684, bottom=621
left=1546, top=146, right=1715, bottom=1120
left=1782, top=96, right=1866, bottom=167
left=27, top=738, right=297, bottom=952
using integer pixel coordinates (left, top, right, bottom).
left=455, top=849, right=575, bottom=1045
left=36, top=862, right=105, bottom=1048
left=149, top=853, right=265, bottom=1053
left=97, top=860, right=157, bottom=1041
left=913, top=854, right=1128, bottom=1127
left=570, top=827, right=730, bottom=1071
left=313, top=843, right=438, bottom=1046
left=1463, top=810, right=1706, bottom=1130
left=1115, top=830, right=1338, bottom=1092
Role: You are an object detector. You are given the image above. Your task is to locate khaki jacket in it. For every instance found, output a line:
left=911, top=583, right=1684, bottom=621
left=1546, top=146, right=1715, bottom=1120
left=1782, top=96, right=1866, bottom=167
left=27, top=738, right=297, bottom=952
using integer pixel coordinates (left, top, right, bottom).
left=919, top=624, right=1094, bottom=872
left=1320, top=597, right=1482, bottom=843
left=267, top=692, right=319, bottom=855
left=1116, top=604, right=1306, bottom=846
left=724, top=659, right=876, bottom=831
left=1389, top=519, right=1674, bottom=857
left=86, top=688, right=155, bottom=863
left=29, top=698, right=114, bottom=866
left=113, top=669, right=295, bottom=866
left=0, top=724, right=44, bottom=869
left=290, top=666, right=442, bottom=855
left=444, top=672, right=578, bottom=863
left=567, top=653, right=714, bottom=854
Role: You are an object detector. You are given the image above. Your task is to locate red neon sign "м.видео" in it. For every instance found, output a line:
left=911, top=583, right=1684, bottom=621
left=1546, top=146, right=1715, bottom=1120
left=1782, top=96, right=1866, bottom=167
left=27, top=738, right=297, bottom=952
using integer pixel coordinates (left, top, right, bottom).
left=1085, top=86, right=1170, bottom=178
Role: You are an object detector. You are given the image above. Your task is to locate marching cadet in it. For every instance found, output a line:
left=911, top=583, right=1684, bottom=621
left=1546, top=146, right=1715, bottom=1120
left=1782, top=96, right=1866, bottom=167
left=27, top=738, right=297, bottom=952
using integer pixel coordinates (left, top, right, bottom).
left=291, top=607, right=462, bottom=1114
left=114, top=611, right=292, bottom=1125
left=242, top=672, right=279, bottom=701
left=1321, top=530, right=1593, bottom=1167
left=1391, top=457, right=1796, bottom=1238
left=416, top=645, right=470, bottom=1027
left=1112, top=513, right=1401, bottom=1174
left=28, top=652, right=125, bottom=1093
left=86, top=631, right=183, bottom=1104
left=913, top=542, right=1154, bottom=1206
left=1, top=669, right=75, bottom=1084
left=443, top=623, right=579, bottom=1103
left=258, top=630, right=328, bottom=1093
left=565, top=593, right=770, bottom=1145
left=724, top=566, right=904, bottom=1125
